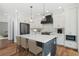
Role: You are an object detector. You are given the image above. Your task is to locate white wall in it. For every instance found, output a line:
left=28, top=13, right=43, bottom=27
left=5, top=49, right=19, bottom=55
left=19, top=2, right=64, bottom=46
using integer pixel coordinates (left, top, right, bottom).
left=8, top=16, right=14, bottom=40
left=0, top=15, right=9, bottom=22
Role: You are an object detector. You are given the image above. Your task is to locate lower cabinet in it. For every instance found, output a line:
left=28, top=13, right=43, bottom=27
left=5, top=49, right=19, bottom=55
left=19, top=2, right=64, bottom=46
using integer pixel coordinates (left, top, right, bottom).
left=57, top=34, right=65, bottom=45
left=64, top=40, right=77, bottom=49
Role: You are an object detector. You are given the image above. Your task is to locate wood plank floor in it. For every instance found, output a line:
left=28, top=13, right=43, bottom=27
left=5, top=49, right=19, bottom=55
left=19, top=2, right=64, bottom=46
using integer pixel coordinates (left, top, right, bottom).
left=0, top=43, right=79, bottom=56
left=56, top=45, right=79, bottom=56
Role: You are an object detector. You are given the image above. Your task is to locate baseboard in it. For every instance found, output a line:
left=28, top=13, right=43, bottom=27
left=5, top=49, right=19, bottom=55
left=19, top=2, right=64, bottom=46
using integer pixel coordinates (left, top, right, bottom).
left=64, top=46, right=78, bottom=51
left=57, top=44, right=64, bottom=47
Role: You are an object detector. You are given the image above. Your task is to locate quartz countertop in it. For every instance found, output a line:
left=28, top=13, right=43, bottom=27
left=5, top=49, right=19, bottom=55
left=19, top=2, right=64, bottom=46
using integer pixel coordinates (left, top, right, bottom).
left=17, top=34, right=57, bottom=43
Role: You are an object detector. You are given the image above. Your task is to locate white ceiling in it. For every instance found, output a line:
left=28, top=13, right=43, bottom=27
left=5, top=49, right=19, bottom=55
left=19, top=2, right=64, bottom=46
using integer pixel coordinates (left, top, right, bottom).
left=0, top=3, right=78, bottom=18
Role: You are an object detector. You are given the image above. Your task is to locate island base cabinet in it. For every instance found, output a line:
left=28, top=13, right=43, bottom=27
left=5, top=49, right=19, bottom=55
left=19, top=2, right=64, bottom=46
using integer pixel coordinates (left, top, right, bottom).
left=42, top=38, right=57, bottom=56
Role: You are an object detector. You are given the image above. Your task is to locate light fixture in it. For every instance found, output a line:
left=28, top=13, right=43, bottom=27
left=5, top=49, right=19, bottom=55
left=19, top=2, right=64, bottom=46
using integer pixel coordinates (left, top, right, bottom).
left=42, top=4, right=45, bottom=19
left=46, top=10, right=49, bottom=13
left=42, top=16, right=45, bottom=18
left=33, top=29, right=37, bottom=32
left=58, top=6, right=62, bottom=9
left=30, top=19, right=33, bottom=22
left=30, top=6, right=33, bottom=22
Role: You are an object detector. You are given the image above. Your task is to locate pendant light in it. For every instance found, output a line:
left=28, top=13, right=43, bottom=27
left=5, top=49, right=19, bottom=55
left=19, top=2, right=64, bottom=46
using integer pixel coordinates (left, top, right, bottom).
left=42, top=4, right=45, bottom=19
left=30, top=6, right=33, bottom=22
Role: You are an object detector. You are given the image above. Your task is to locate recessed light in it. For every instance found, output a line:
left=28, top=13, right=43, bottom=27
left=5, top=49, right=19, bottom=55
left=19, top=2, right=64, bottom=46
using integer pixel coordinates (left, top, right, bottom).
left=46, top=10, right=49, bottom=12
left=58, top=6, right=62, bottom=9
left=42, top=16, right=45, bottom=18
left=33, top=29, right=37, bottom=32
left=30, top=19, right=33, bottom=22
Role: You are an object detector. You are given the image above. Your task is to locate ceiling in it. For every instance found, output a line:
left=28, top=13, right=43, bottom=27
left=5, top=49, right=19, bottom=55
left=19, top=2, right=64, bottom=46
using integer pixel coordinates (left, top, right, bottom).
left=0, top=3, right=78, bottom=19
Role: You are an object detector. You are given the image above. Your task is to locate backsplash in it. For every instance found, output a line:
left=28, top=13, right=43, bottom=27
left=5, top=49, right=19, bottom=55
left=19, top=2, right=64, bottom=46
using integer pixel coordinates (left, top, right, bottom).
left=30, top=28, right=41, bottom=34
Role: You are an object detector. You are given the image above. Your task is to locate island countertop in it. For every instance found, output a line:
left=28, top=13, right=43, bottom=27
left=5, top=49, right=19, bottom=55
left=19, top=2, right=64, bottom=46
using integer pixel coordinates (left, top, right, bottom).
left=17, top=34, right=57, bottom=43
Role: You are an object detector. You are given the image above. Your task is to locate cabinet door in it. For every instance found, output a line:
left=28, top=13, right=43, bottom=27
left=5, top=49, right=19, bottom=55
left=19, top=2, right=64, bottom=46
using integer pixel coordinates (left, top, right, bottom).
left=65, top=8, right=77, bottom=35
left=57, top=34, right=65, bottom=45
left=53, top=13, right=65, bottom=28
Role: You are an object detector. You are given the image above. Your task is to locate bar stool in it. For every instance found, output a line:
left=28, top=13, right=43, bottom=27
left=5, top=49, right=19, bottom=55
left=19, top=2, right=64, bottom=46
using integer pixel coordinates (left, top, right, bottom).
left=28, top=40, right=42, bottom=56
left=16, top=36, right=21, bottom=53
left=21, top=37, right=29, bottom=55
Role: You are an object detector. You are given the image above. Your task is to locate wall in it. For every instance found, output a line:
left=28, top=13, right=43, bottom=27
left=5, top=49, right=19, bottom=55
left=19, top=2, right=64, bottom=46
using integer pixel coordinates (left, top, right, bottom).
left=8, top=15, right=14, bottom=40
left=0, top=16, right=9, bottom=22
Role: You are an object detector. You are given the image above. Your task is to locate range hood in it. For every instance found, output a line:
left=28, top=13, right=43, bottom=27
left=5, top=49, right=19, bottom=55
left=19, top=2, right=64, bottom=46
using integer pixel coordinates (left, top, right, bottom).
left=41, top=15, right=53, bottom=24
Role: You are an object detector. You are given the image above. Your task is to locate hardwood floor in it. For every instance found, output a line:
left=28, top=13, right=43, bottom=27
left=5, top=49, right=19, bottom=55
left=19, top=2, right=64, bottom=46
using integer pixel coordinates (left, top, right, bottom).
left=0, top=43, right=79, bottom=56
left=0, top=43, right=16, bottom=56
left=56, top=45, right=79, bottom=56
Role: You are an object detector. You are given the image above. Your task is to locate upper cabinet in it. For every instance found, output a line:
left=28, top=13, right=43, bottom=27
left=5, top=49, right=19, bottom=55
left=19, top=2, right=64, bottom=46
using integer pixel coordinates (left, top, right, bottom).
left=64, top=8, right=77, bottom=35
left=53, top=13, right=65, bottom=28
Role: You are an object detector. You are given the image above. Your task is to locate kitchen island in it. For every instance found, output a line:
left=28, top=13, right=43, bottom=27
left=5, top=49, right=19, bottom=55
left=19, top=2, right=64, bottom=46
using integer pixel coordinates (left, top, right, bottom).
left=17, top=34, right=57, bottom=56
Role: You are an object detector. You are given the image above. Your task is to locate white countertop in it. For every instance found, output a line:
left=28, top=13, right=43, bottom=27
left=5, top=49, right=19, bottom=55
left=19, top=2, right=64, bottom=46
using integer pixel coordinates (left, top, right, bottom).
left=17, top=34, right=57, bottom=43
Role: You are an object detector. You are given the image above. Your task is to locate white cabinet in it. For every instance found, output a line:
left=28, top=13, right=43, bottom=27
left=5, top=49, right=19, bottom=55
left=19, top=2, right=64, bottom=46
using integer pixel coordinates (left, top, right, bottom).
left=65, top=8, right=77, bottom=35
left=65, top=40, right=77, bottom=49
left=64, top=8, right=77, bottom=49
left=53, top=13, right=65, bottom=28
left=57, top=34, right=65, bottom=45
